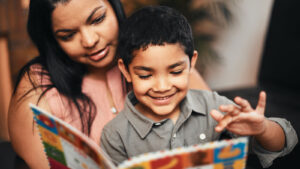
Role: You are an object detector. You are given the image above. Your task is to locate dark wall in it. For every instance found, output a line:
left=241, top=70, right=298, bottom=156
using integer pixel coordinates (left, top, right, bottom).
left=259, top=0, right=300, bottom=91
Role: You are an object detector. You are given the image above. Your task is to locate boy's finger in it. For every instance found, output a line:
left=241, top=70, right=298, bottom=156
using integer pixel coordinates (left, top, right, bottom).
left=234, top=97, right=252, bottom=112
left=219, top=105, right=235, bottom=113
left=215, top=115, right=233, bottom=132
left=256, top=91, right=266, bottom=114
left=219, top=105, right=240, bottom=116
left=210, top=109, right=224, bottom=122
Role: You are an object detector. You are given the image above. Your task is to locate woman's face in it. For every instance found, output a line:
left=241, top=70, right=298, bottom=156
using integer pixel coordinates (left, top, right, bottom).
left=52, top=0, right=119, bottom=71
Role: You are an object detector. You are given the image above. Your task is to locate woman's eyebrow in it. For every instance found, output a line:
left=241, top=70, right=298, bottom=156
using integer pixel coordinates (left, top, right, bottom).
left=86, top=6, right=103, bottom=24
left=54, top=6, right=103, bottom=35
left=54, top=28, right=73, bottom=34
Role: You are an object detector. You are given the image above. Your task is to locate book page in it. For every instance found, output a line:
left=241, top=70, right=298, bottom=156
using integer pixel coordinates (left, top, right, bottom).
left=118, top=137, right=248, bottom=169
left=30, top=104, right=116, bottom=169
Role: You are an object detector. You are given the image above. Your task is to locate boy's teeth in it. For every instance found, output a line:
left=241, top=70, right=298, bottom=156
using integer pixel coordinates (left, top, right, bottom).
left=155, top=96, right=169, bottom=100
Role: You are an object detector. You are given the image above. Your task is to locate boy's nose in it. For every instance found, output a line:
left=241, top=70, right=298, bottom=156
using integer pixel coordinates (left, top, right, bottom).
left=153, top=77, right=171, bottom=92
left=81, top=27, right=99, bottom=49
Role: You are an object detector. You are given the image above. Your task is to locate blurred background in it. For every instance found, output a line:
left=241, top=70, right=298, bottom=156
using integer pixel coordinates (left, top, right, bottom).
left=0, top=0, right=299, bottom=168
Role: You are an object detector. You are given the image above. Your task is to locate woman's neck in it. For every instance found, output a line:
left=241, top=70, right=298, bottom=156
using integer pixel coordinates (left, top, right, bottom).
left=86, top=66, right=112, bottom=81
left=86, top=61, right=117, bottom=81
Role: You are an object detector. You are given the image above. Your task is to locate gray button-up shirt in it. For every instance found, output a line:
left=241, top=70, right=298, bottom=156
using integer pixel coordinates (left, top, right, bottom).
left=101, top=90, right=298, bottom=167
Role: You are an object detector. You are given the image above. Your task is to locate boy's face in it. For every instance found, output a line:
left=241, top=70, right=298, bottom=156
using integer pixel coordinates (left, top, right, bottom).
left=118, top=43, right=198, bottom=122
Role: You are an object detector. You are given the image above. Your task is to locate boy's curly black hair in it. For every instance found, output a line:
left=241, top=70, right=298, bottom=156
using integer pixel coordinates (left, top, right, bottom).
left=118, top=5, right=194, bottom=69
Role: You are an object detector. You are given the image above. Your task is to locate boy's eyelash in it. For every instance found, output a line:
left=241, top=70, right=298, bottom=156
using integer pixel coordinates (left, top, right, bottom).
left=92, top=13, right=106, bottom=24
left=171, top=70, right=183, bottom=75
left=138, top=75, right=151, bottom=79
left=137, top=70, right=183, bottom=79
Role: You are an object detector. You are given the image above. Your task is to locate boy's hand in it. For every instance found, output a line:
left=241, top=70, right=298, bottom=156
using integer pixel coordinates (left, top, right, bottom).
left=210, top=91, right=267, bottom=136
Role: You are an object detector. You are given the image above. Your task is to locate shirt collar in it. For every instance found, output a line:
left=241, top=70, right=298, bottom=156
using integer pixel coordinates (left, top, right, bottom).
left=183, top=90, right=207, bottom=116
left=123, top=90, right=206, bottom=139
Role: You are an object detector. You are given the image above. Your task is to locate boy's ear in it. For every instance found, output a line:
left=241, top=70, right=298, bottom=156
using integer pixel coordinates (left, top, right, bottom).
left=191, top=50, right=198, bottom=69
left=118, top=59, right=132, bottom=82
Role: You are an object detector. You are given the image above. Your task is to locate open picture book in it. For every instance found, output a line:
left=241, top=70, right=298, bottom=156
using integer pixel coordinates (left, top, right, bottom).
left=30, top=104, right=249, bottom=169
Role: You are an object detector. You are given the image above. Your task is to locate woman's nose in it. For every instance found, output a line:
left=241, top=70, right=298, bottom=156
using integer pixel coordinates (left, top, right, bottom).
left=81, top=27, right=99, bottom=49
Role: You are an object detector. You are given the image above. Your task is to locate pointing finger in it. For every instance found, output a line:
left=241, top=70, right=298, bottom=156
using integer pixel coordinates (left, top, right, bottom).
left=256, top=91, right=266, bottom=114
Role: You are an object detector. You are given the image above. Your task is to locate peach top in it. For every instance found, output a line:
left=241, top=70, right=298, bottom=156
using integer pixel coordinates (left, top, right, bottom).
left=41, top=66, right=126, bottom=145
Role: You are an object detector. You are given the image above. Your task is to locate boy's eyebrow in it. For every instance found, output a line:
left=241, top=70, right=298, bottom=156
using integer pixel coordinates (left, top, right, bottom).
left=133, top=61, right=186, bottom=71
left=133, top=66, right=152, bottom=71
left=54, top=6, right=102, bottom=34
left=168, top=61, right=185, bottom=69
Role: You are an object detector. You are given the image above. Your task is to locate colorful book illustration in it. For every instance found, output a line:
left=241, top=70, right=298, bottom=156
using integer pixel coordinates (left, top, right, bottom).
left=30, top=104, right=248, bottom=169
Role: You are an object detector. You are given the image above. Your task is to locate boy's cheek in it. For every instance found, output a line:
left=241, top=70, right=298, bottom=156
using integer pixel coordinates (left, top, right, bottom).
left=172, top=78, right=189, bottom=89
left=132, top=81, right=151, bottom=93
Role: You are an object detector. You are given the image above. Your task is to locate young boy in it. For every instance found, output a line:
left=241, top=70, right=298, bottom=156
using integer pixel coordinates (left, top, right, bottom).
left=101, top=6, right=298, bottom=167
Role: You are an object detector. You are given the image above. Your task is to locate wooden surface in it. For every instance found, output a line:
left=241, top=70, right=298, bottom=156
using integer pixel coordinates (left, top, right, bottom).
left=0, top=34, right=12, bottom=141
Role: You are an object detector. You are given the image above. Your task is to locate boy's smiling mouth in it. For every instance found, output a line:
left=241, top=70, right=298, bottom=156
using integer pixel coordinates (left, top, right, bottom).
left=148, top=92, right=176, bottom=105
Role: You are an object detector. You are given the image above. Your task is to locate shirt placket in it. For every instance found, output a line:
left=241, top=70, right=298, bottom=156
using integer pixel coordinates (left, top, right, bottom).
left=170, top=116, right=185, bottom=149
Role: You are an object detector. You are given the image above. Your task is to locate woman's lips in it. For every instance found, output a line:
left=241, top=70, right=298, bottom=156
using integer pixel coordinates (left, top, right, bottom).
left=87, top=46, right=109, bottom=62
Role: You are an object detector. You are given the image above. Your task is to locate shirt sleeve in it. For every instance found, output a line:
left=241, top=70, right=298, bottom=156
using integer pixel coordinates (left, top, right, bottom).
left=100, top=126, right=128, bottom=165
left=250, top=117, right=298, bottom=168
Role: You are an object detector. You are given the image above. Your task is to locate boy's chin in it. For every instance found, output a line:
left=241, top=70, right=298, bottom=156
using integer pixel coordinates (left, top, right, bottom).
left=148, top=107, right=178, bottom=120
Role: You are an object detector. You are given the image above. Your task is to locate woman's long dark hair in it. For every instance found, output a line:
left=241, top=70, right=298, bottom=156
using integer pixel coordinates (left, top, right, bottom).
left=14, top=0, right=126, bottom=135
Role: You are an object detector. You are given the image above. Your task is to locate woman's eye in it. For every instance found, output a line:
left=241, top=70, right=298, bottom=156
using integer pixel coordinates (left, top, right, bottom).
left=171, top=70, right=183, bottom=75
left=59, top=32, right=75, bottom=41
left=138, top=75, right=151, bottom=79
left=92, top=14, right=106, bottom=25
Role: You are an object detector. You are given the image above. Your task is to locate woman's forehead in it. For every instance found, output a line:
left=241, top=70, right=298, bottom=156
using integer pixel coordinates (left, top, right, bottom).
left=52, top=0, right=107, bottom=28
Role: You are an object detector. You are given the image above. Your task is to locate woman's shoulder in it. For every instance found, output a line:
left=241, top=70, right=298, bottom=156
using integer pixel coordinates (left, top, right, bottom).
left=13, top=63, right=67, bottom=117
left=28, top=63, right=52, bottom=85
left=14, top=63, right=51, bottom=89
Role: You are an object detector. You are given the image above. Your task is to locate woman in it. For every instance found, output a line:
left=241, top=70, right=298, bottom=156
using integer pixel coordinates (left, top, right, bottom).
left=8, top=0, right=209, bottom=168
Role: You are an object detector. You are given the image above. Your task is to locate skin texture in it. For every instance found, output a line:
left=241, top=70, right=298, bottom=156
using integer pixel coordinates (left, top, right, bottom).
left=118, top=43, right=197, bottom=123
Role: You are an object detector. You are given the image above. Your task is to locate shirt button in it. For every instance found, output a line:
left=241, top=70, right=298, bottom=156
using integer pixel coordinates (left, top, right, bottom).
left=173, top=134, right=177, bottom=138
left=199, top=133, right=206, bottom=140
left=154, top=122, right=161, bottom=126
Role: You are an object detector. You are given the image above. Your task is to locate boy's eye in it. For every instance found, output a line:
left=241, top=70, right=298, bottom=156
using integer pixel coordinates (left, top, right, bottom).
left=171, top=70, right=183, bottom=75
left=138, top=74, right=151, bottom=79
left=92, top=14, right=106, bottom=25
